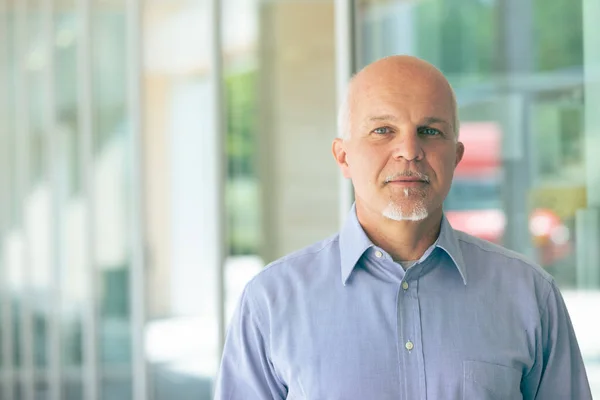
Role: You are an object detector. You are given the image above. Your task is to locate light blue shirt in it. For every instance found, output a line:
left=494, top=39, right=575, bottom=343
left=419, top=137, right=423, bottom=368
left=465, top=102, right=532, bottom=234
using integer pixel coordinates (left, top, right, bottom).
left=214, top=205, right=592, bottom=399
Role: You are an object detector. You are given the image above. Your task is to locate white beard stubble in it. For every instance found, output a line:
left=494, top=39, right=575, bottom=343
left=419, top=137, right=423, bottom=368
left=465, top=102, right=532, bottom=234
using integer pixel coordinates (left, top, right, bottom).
left=382, top=187, right=429, bottom=222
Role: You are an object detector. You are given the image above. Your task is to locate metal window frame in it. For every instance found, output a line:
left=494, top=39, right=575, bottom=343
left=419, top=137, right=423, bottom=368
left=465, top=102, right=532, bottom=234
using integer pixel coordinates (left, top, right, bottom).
left=125, top=0, right=148, bottom=399
left=335, top=0, right=355, bottom=224
left=42, top=0, right=63, bottom=398
left=0, top=0, right=15, bottom=399
left=15, top=0, right=35, bottom=398
left=209, top=0, right=227, bottom=388
left=583, top=0, right=600, bottom=208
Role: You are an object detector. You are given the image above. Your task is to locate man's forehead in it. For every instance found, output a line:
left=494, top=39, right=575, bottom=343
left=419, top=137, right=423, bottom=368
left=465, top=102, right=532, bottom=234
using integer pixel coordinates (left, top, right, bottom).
left=354, top=79, right=450, bottom=100
left=352, top=92, right=454, bottom=118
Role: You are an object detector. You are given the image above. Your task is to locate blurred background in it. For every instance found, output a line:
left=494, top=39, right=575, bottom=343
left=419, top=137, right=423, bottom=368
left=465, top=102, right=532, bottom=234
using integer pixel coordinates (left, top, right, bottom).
left=0, top=0, right=599, bottom=399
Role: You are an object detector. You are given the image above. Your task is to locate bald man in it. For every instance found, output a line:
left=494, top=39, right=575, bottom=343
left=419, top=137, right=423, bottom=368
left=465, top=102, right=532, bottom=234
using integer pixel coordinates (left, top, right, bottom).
left=214, top=56, right=592, bottom=400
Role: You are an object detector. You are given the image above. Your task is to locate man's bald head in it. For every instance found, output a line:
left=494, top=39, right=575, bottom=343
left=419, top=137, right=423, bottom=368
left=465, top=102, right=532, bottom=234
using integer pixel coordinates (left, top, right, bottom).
left=338, top=55, right=459, bottom=140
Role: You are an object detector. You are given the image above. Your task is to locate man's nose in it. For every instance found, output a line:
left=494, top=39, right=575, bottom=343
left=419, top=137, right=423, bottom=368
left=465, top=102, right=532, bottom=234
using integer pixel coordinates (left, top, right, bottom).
left=391, top=131, right=424, bottom=161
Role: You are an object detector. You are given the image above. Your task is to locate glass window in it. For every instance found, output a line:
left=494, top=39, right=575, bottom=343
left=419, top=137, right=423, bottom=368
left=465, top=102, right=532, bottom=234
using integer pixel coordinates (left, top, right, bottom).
left=142, top=1, right=219, bottom=399
left=0, top=2, right=12, bottom=397
left=222, top=0, right=340, bottom=326
left=24, top=5, right=52, bottom=398
left=222, top=0, right=263, bottom=327
left=92, top=1, right=133, bottom=398
left=355, top=0, right=599, bottom=396
left=55, top=1, right=85, bottom=397
left=2, top=5, right=22, bottom=397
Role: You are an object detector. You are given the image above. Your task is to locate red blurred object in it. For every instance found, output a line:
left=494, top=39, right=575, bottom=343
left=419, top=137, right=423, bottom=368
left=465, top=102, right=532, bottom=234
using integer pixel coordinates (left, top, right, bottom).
left=445, top=209, right=505, bottom=244
left=529, top=208, right=571, bottom=265
left=454, top=122, right=502, bottom=178
left=529, top=208, right=562, bottom=240
left=446, top=122, right=571, bottom=266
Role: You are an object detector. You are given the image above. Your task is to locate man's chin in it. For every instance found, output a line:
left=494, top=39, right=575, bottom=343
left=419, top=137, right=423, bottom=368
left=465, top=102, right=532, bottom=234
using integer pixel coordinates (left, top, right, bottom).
left=382, top=202, right=429, bottom=222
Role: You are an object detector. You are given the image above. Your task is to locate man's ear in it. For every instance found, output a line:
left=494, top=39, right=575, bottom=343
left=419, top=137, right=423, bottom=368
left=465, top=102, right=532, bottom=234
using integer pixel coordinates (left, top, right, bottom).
left=455, top=141, right=465, bottom=167
left=332, top=138, right=352, bottom=179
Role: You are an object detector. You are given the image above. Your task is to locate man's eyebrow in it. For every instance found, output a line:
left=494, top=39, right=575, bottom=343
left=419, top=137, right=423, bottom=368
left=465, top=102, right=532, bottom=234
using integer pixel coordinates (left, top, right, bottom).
left=419, top=116, right=451, bottom=126
left=367, top=115, right=398, bottom=122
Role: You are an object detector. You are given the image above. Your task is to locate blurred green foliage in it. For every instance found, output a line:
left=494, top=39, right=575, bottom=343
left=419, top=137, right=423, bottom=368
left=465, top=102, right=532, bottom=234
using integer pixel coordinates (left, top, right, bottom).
left=225, top=70, right=261, bottom=255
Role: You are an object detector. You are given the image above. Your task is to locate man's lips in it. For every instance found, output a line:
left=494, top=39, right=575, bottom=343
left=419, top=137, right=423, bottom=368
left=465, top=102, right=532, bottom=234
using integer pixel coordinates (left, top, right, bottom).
left=390, top=178, right=425, bottom=182
left=385, top=178, right=429, bottom=187
left=384, top=172, right=430, bottom=185
left=387, top=178, right=428, bottom=183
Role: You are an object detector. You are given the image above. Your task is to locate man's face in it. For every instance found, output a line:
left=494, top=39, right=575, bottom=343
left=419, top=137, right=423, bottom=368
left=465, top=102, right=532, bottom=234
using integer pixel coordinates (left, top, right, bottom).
left=333, top=61, right=464, bottom=221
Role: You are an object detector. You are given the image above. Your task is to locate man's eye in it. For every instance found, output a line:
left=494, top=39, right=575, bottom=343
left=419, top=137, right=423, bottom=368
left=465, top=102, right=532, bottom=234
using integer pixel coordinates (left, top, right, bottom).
left=373, top=127, right=391, bottom=135
left=419, top=127, right=441, bottom=136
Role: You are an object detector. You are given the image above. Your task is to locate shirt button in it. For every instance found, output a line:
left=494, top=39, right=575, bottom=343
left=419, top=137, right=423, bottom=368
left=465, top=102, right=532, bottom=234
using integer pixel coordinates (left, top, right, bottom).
left=405, top=341, right=414, bottom=351
left=375, top=251, right=383, bottom=258
left=401, top=281, right=409, bottom=290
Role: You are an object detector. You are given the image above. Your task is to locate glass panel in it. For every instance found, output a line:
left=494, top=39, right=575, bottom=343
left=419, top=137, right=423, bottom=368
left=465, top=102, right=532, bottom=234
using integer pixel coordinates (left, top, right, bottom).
left=355, top=0, right=598, bottom=396
left=0, top=0, right=11, bottom=381
left=23, top=1, right=59, bottom=398
left=1, top=0, right=86, bottom=398
left=91, top=1, right=132, bottom=399
left=221, top=0, right=339, bottom=326
left=0, top=21, right=18, bottom=389
left=576, top=0, right=600, bottom=393
left=222, top=0, right=263, bottom=327
left=142, top=2, right=219, bottom=398
left=4, top=2, right=17, bottom=232
left=24, top=3, right=52, bottom=396
left=55, top=0, right=84, bottom=398
left=5, top=7, right=22, bottom=397
left=14, top=0, right=39, bottom=397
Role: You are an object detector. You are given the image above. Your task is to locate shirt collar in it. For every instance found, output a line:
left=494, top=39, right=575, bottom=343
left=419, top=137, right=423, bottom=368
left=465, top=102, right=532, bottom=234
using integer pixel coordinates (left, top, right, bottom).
left=338, top=204, right=467, bottom=286
left=339, top=204, right=374, bottom=286
left=437, top=213, right=468, bottom=285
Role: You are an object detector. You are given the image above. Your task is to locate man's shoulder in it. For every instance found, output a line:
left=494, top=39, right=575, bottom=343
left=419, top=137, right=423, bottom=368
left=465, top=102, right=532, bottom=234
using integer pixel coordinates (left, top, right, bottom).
left=453, top=229, right=554, bottom=285
left=245, top=233, right=341, bottom=293
left=267, top=233, right=341, bottom=270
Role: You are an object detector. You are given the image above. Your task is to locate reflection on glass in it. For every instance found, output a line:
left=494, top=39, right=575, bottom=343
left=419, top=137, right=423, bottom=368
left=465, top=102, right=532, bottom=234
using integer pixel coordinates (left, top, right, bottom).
left=25, top=7, right=51, bottom=397
left=142, top=2, right=221, bottom=399
left=0, top=1, right=6, bottom=376
left=355, top=0, right=596, bottom=396
left=92, top=1, right=132, bottom=399
left=356, top=0, right=584, bottom=275
left=5, top=5, right=22, bottom=392
left=55, top=1, right=85, bottom=398
left=3, top=8, right=19, bottom=393
left=225, top=70, right=261, bottom=257
left=222, top=0, right=265, bottom=340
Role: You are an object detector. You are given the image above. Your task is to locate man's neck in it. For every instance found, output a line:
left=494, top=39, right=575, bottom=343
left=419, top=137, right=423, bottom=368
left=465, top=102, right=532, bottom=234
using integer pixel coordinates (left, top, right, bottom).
left=356, top=204, right=443, bottom=262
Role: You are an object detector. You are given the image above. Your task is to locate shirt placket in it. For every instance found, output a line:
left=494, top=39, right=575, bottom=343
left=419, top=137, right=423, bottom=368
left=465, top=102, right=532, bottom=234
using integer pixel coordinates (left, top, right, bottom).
left=398, top=265, right=426, bottom=400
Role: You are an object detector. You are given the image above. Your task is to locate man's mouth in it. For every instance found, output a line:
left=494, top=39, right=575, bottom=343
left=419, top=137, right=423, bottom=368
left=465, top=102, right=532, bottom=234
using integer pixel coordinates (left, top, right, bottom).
left=386, top=179, right=427, bottom=187
left=391, top=178, right=425, bottom=182
left=385, top=172, right=430, bottom=185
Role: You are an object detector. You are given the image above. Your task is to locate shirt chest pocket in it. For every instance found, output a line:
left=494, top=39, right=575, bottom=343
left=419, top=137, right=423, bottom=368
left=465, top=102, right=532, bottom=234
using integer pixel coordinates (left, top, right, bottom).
left=463, top=360, right=523, bottom=400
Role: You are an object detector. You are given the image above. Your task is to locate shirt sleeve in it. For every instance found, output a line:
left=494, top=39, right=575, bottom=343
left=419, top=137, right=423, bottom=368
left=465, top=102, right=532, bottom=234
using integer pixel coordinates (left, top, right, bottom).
left=525, top=280, right=593, bottom=399
left=213, top=284, right=287, bottom=400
